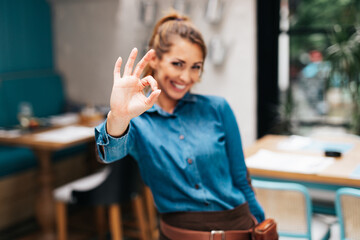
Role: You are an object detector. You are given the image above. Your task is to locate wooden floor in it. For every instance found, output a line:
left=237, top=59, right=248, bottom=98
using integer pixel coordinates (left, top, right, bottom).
left=0, top=205, right=138, bottom=240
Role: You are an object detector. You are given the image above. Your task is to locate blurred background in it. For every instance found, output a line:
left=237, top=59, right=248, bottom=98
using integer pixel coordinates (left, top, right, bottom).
left=1, top=0, right=360, bottom=239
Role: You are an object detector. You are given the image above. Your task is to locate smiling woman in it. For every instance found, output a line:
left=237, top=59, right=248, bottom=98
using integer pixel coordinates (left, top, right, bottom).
left=95, top=10, right=273, bottom=240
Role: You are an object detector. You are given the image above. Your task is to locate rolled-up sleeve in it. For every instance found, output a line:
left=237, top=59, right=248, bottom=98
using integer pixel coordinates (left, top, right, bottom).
left=94, top=120, right=132, bottom=163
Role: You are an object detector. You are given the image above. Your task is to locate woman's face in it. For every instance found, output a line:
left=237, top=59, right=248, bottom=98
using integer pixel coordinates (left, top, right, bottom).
left=151, top=36, right=204, bottom=109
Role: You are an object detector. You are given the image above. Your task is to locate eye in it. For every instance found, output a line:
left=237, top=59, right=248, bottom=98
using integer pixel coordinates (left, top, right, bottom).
left=172, top=62, right=183, bottom=67
left=192, top=65, right=202, bottom=70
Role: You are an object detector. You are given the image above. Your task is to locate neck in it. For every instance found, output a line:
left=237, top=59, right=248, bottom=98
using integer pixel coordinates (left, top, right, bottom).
left=156, top=94, right=178, bottom=114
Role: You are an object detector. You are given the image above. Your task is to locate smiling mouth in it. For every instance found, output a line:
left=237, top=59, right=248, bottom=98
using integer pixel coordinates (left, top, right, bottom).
left=171, top=82, right=186, bottom=90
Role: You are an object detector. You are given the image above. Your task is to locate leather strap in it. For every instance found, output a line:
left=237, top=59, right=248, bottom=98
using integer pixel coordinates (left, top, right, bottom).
left=160, top=219, right=252, bottom=240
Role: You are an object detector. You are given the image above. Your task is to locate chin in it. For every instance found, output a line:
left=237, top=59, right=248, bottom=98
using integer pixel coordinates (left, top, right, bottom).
left=170, top=91, right=188, bottom=100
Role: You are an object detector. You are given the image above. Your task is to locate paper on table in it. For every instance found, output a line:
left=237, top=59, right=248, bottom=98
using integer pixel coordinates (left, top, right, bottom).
left=277, top=135, right=312, bottom=150
left=34, top=126, right=94, bottom=143
left=277, top=135, right=353, bottom=153
left=246, top=149, right=334, bottom=174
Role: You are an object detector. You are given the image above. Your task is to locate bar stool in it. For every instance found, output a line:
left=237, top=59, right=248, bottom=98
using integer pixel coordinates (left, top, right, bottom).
left=53, top=155, right=149, bottom=240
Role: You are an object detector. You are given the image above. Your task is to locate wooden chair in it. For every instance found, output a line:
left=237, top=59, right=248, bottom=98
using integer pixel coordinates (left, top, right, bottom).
left=143, top=186, right=159, bottom=240
left=335, top=187, right=360, bottom=240
left=53, top=155, right=149, bottom=240
left=252, top=180, right=331, bottom=240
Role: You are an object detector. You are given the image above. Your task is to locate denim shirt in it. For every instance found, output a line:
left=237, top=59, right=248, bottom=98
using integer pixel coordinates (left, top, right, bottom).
left=95, top=93, right=264, bottom=222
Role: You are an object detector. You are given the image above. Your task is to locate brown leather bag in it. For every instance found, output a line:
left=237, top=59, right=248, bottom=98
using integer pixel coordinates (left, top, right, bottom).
left=252, top=218, right=278, bottom=240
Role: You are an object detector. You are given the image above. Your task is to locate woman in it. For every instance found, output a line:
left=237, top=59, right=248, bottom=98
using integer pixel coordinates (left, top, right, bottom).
left=95, top=12, right=265, bottom=240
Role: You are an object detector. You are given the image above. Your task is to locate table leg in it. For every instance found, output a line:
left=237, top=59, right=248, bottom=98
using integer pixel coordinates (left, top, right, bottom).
left=33, top=149, right=56, bottom=240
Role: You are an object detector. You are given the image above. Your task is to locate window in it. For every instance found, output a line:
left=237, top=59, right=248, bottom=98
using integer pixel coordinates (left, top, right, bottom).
left=277, top=0, right=360, bottom=135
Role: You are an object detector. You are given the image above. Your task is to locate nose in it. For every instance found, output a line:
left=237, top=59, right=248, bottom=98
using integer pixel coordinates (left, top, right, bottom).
left=179, top=68, right=192, bottom=83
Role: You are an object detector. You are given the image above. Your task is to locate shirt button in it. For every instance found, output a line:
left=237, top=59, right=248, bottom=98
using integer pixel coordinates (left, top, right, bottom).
left=187, top=158, right=193, bottom=164
left=179, top=135, right=184, bottom=140
left=195, top=184, right=200, bottom=189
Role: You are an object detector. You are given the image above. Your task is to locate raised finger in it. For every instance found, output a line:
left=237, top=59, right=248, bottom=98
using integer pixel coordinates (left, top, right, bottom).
left=145, top=89, right=161, bottom=108
left=140, top=75, right=158, bottom=91
left=124, top=48, right=138, bottom=76
left=113, top=57, right=122, bottom=79
left=133, top=49, right=155, bottom=78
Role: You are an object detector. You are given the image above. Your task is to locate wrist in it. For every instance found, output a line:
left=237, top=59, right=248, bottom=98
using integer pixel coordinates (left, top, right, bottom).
left=106, top=111, right=130, bottom=137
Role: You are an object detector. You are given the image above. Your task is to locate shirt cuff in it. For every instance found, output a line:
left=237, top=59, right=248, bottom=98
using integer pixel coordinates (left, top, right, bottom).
left=94, top=119, right=130, bottom=163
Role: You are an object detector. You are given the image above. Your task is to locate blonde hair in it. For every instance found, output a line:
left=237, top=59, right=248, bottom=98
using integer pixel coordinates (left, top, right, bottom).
left=143, top=11, right=207, bottom=77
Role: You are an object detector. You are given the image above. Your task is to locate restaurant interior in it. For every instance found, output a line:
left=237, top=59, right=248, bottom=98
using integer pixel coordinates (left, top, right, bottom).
left=0, top=0, right=359, bottom=239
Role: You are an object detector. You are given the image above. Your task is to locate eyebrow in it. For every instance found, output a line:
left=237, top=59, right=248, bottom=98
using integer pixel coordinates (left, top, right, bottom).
left=173, top=58, right=203, bottom=65
left=174, top=58, right=185, bottom=63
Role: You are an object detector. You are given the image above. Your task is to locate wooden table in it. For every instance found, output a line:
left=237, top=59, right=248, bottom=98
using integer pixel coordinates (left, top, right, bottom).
left=0, top=125, right=97, bottom=240
left=245, top=134, right=360, bottom=187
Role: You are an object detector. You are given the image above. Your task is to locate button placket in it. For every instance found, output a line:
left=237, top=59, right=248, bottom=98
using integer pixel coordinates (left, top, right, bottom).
left=176, top=115, right=202, bottom=193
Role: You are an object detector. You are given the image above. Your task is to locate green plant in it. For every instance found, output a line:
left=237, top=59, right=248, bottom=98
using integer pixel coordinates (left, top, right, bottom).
left=325, top=26, right=360, bottom=134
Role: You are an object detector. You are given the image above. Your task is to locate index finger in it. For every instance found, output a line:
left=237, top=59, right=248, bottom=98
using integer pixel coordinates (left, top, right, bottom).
left=133, top=49, right=155, bottom=78
left=124, top=48, right=138, bottom=76
left=113, top=57, right=122, bottom=79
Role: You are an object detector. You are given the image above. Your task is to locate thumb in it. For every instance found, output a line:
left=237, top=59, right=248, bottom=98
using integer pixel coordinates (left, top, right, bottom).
left=144, top=89, right=161, bottom=109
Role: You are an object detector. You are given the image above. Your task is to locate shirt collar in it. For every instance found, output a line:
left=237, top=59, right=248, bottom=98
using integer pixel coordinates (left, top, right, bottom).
left=146, top=92, right=197, bottom=115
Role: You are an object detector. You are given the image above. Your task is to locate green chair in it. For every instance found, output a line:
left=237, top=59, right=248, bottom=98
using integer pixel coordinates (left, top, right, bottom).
left=335, top=187, right=360, bottom=240
left=252, top=180, right=331, bottom=240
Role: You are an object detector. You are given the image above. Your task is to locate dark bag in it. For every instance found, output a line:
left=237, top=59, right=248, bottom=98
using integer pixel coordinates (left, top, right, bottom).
left=252, top=218, right=278, bottom=240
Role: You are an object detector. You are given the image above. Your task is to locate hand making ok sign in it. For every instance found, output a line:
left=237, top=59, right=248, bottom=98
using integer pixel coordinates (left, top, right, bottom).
left=107, top=48, right=161, bottom=137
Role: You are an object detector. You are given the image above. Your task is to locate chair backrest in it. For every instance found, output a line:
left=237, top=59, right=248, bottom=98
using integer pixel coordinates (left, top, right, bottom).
left=335, top=187, right=360, bottom=240
left=252, top=180, right=312, bottom=239
left=72, top=155, right=143, bottom=206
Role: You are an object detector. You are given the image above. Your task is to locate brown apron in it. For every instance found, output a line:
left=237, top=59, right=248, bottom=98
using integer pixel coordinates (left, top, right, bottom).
left=159, top=202, right=256, bottom=240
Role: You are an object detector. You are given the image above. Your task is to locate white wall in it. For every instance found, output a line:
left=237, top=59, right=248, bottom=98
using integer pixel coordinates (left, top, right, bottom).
left=50, top=0, right=257, bottom=146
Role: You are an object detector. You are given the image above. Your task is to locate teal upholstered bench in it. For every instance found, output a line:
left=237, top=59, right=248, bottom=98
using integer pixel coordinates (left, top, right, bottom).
left=0, top=70, right=86, bottom=179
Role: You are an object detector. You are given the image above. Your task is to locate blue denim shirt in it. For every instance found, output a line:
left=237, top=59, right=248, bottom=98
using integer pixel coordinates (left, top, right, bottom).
left=95, top=93, right=264, bottom=222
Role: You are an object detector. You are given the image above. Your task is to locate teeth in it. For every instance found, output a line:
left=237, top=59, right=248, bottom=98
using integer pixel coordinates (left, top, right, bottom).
left=173, top=83, right=186, bottom=90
